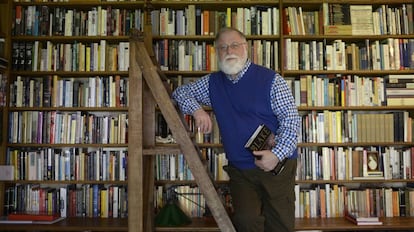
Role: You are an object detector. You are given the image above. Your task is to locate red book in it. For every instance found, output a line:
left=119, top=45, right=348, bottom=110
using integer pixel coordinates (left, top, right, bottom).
left=8, top=213, right=59, bottom=221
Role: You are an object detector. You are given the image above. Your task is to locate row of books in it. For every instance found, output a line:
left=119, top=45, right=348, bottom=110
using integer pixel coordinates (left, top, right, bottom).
left=151, top=6, right=279, bottom=36
left=386, top=74, right=414, bottom=106
left=161, top=109, right=411, bottom=147
left=6, top=147, right=127, bottom=181
left=13, top=5, right=143, bottom=36
left=299, top=111, right=411, bottom=143
left=156, top=111, right=222, bottom=145
left=155, top=148, right=229, bottom=181
left=285, top=4, right=413, bottom=36
left=4, top=184, right=128, bottom=219
left=287, top=74, right=414, bottom=107
left=153, top=37, right=414, bottom=72
left=12, top=41, right=130, bottom=72
left=295, top=184, right=414, bottom=219
left=154, top=39, right=280, bottom=72
left=10, top=75, right=129, bottom=108
left=283, top=38, right=414, bottom=71
left=296, top=146, right=414, bottom=181
left=288, top=75, right=383, bottom=107
left=154, top=39, right=217, bottom=72
left=183, top=113, right=220, bottom=144
left=8, top=111, right=128, bottom=144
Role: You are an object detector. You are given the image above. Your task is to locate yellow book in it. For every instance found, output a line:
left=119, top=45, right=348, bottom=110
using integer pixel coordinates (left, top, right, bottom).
left=52, top=75, right=59, bottom=107
left=336, top=111, right=342, bottom=143
left=70, top=116, right=76, bottom=144
left=226, top=7, right=231, bottom=27
left=101, top=188, right=108, bottom=218
left=79, top=42, right=85, bottom=72
left=86, top=46, right=91, bottom=72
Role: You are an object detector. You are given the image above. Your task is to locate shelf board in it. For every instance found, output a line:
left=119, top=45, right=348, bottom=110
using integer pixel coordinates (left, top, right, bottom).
left=10, top=70, right=129, bottom=76
left=11, top=35, right=131, bottom=42
left=11, top=1, right=144, bottom=7
left=295, top=217, right=414, bottom=231
left=2, top=216, right=414, bottom=231
left=154, top=217, right=414, bottom=231
left=0, top=217, right=128, bottom=231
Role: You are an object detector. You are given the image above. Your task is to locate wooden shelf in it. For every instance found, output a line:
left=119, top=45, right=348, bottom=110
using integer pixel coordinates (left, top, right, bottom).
left=2, top=216, right=414, bottom=231
left=154, top=217, right=414, bottom=231
left=0, top=218, right=128, bottom=231
left=295, top=217, right=414, bottom=231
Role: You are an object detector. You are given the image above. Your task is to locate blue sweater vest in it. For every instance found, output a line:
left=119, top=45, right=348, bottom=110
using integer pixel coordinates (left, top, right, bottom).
left=209, top=64, right=281, bottom=169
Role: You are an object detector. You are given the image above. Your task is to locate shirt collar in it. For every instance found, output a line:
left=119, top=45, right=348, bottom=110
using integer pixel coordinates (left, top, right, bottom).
left=225, top=59, right=251, bottom=83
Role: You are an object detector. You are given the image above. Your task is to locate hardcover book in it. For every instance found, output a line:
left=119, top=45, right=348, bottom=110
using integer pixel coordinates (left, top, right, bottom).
left=244, top=124, right=275, bottom=152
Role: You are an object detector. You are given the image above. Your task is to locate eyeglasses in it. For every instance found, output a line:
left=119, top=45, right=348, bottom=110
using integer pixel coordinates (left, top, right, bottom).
left=216, top=42, right=246, bottom=53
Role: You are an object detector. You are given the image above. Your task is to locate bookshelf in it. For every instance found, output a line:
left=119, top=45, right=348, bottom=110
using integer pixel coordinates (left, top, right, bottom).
left=1, top=0, right=414, bottom=231
left=0, top=0, right=146, bottom=231
left=0, top=1, right=11, bottom=226
left=147, top=0, right=414, bottom=231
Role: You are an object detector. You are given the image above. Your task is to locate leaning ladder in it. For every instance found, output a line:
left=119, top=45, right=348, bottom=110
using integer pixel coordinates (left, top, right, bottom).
left=128, top=31, right=236, bottom=232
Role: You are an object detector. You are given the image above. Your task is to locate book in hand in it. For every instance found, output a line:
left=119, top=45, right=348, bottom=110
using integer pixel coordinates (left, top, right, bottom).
left=345, top=212, right=383, bottom=225
left=244, top=124, right=275, bottom=152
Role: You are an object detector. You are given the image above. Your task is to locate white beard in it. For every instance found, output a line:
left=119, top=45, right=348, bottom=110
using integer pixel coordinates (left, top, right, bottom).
left=219, top=53, right=247, bottom=75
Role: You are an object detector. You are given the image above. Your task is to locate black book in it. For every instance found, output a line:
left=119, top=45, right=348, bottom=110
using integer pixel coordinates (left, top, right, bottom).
left=12, top=42, right=20, bottom=70
left=244, top=124, right=275, bottom=152
left=18, top=42, right=25, bottom=71
left=25, top=42, right=32, bottom=71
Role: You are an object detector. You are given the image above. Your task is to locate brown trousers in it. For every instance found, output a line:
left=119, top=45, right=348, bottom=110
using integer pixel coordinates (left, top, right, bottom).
left=224, top=159, right=297, bottom=232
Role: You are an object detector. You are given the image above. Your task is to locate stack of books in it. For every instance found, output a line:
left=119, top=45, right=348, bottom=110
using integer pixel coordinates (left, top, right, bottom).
left=344, top=212, right=383, bottom=226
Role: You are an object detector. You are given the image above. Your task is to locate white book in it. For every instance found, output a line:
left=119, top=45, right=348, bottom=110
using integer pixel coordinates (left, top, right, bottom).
left=170, top=154, right=176, bottom=180
left=295, top=185, right=300, bottom=218
left=123, top=42, right=129, bottom=71
left=176, top=10, right=185, bottom=35
left=99, top=40, right=106, bottom=71
left=60, top=187, right=67, bottom=217
left=168, top=9, right=175, bottom=35
left=178, top=41, right=186, bottom=71
left=284, top=38, right=292, bottom=70
left=112, top=186, right=119, bottom=218
left=119, top=150, right=126, bottom=181
left=236, top=8, right=244, bottom=33
left=100, top=8, right=107, bottom=36
left=64, top=10, right=73, bottom=36
left=265, top=41, right=271, bottom=69
left=89, top=8, right=98, bottom=36
left=325, top=184, right=331, bottom=217
left=273, top=40, right=278, bottom=70
left=244, top=8, right=251, bottom=35
left=298, top=7, right=305, bottom=35
left=272, top=7, right=279, bottom=35
left=63, top=44, right=71, bottom=71
left=322, top=147, right=330, bottom=180
left=33, top=41, right=39, bottom=71
left=261, top=10, right=269, bottom=35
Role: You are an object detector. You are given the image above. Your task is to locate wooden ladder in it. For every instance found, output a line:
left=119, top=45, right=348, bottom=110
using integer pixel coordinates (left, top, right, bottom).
left=128, top=31, right=236, bottom=232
